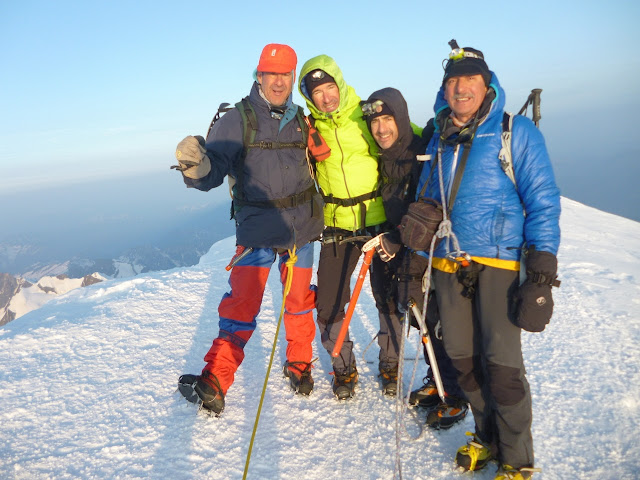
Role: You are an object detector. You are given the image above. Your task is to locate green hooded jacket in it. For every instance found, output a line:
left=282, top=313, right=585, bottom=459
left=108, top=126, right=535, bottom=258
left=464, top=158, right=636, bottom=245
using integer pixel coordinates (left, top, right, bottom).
left=298, top=55, right=386, bottom=231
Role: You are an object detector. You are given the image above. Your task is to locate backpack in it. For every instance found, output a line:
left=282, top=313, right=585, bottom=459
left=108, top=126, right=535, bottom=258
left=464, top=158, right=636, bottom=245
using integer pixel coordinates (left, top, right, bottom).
left=499, top=89, right=543, bottom=195
left=498, top=111, right=518, bottom=192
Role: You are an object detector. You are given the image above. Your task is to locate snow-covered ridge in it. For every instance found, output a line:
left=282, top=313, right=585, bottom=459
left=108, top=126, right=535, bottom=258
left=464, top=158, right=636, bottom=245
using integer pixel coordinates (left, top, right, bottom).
left=0, top=198, right=638, bottom=479
left=0, top=272, right=104, bottom=326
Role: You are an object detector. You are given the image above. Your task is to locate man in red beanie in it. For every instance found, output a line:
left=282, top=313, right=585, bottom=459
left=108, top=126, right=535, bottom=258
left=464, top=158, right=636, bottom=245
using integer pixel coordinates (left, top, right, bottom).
left=255, top=44, right=298, bottom=105
left=174, top=44, right=323, bottom=415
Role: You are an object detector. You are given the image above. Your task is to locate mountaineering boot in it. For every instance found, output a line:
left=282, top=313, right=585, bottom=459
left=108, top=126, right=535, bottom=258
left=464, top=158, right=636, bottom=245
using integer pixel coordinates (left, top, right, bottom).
left=196, top=371, right=225, bottom=415
left=426, top=396, right=468, bottom=429
left=379, top=364, right=398, bottom=396
left=283, top=360, right=315, bottom=396
left=408, top=377, right=440, bottom=409
left=495, top=464, right=540, bottom=479
left=455, top=431, right=494, bottom=471
left=332, top=365, right=358, bottom=400
left=177, top=371, right=225, bottom=416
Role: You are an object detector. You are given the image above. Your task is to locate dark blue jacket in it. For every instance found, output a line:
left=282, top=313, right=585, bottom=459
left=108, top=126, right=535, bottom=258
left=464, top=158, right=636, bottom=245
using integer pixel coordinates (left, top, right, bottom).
left=417, top=73, right=561, bottom=262
left=185, top=82, right=323, bottom=249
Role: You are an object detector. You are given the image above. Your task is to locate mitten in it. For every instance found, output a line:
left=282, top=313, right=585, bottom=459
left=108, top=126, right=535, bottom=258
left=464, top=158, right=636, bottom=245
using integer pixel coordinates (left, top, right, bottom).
left=175, top=135, right=211, bottom=179
left=515, top=247, right=560, bottom=332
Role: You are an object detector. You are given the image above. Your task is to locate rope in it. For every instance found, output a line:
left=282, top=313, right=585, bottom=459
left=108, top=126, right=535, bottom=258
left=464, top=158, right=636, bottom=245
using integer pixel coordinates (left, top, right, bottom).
left=395, top=311, right=429, bottom=436
left=393, top=139, right=469, bottom=477
left=394, top=308, right=434, bottom=480
left=361, top=333, right=379, bottom=364
left=394, top=312, right=409, bottom=479
left=242, top=245, right=298, bottom=480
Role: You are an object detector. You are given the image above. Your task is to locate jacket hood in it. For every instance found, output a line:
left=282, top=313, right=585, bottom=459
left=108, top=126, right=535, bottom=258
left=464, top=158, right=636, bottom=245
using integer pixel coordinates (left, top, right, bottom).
left=298, top=55, right=361, bottom=120
left=365, top=87, right=413, bottom=155
left=433, top=71, right=505, bottom=132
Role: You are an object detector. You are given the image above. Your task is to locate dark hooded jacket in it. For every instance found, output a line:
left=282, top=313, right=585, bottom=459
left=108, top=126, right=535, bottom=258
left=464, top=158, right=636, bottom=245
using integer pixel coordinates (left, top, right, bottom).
left=184, top=82, right=324, bottom=250
left=365, top=88, right=429, bottom=230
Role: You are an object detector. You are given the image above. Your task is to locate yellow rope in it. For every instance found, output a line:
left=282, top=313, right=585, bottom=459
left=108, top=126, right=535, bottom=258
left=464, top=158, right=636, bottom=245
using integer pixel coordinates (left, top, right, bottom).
left=243, top=246, right=297, bottom=480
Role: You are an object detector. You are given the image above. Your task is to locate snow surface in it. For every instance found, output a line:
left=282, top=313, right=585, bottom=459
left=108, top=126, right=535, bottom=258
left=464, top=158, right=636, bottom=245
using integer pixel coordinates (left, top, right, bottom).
left=1, top=198, right=639, bottom=480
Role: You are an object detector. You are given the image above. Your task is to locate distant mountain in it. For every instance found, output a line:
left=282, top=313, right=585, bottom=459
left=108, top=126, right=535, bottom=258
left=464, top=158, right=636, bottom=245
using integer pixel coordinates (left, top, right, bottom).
left=1, top=201, right=235, bottom=281
left=0, top=271, right=104, bottom=326
left=20, top=235, right=222, bottom=280
left=0, top=237, right=45, bottom=274
left=0, top=170, right=235, bottom=281
left=0, top=188, right=235, bottom=324
left=0, top=221, right=231, bottom=324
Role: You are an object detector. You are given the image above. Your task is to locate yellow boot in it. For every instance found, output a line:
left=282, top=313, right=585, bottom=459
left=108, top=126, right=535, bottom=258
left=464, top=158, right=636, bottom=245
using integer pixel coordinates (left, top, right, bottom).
left=495, top=464, right=541, bottom=479
left=455, top=431, right=493, bottom=471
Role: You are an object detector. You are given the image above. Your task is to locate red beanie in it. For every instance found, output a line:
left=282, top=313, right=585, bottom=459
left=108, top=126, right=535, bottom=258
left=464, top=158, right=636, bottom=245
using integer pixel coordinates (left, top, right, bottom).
left=257, top=44, right=297, bottom=73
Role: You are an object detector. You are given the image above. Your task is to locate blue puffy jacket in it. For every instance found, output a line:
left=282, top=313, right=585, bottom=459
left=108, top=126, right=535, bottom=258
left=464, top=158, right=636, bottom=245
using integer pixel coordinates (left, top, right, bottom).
left=416, top=73, right=560, bottom=268
left=184, top=82, right=324, bottom=250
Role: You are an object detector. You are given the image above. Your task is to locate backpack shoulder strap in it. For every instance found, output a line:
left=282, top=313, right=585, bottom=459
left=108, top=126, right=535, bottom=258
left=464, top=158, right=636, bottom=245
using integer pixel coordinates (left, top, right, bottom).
left=499, top=111, right=517, bottom=191
left=231, top=97, right=256, bottom=212
left=416, top=155, right=438, bottom=200
left=500, top=111, right=529, bottom=218
left=296, top=105, right=308, bottom=139
left=236, top=97, right=258, bottom=147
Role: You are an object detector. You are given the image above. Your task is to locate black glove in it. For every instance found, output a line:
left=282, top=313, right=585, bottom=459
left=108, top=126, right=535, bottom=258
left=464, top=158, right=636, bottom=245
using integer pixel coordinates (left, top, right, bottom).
left=515, top=247, right=560, bottom=332
left=362, top=232, right=402, bottom=262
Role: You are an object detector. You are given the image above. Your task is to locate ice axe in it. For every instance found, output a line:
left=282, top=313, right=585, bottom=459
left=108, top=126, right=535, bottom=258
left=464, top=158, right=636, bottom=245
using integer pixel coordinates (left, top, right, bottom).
left=331, top=249, right=375, bottom=358
left=407, top=298, right=446, bottom=403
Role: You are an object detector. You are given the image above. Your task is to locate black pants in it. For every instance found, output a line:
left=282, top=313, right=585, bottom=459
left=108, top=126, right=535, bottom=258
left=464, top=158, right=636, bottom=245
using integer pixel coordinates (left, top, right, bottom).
left=316, top=233, right=403, bottom=372
left=433, top=264, right=533, bottom=469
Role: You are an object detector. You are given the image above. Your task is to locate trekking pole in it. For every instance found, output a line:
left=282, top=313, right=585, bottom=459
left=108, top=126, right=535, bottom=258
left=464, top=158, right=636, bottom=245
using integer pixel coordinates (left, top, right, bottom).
left=531, top=88, right=542, bottom=127
left=407, top=298, right=446, bottom=403
left=517, top=88, right=543, bottom=127
left=331, top=249, right=375, bottom=357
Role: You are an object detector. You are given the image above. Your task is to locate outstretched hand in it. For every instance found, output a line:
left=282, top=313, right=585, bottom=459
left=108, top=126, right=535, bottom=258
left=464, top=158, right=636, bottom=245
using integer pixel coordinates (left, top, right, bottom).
left=175, top=135, right=211, bottom=179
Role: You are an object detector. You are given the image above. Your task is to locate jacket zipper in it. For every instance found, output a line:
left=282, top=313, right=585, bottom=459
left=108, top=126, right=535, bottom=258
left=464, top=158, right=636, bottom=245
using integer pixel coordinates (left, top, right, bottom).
left=332, top=118, right=359, bottom=231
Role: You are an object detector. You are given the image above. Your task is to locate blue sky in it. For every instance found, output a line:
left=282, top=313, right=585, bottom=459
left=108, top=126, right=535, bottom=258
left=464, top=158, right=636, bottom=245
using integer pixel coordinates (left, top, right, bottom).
left=2, top=0, right=639, bottom=220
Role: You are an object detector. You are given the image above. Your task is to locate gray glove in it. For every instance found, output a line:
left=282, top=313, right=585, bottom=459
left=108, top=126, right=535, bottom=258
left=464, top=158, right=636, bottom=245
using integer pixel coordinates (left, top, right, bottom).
left=175, top=135, right=211, bottom=179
